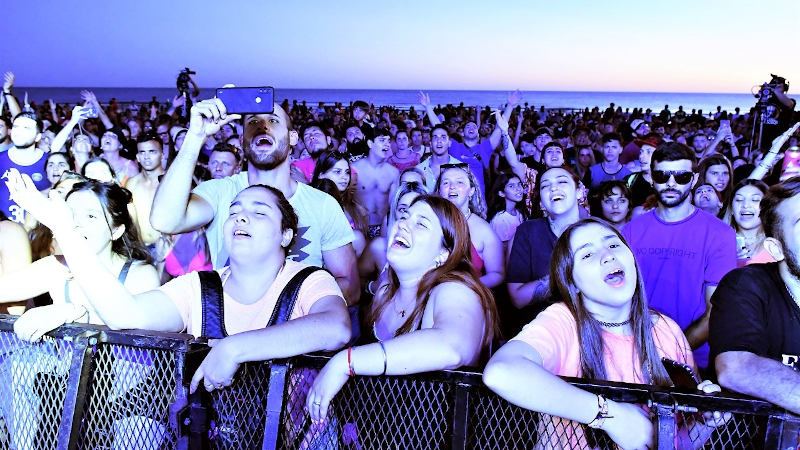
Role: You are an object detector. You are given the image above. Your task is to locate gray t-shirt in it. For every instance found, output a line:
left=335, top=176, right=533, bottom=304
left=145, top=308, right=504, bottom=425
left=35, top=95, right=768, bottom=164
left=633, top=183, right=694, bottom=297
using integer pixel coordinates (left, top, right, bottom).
left=192, top=172, right=354, bottom=268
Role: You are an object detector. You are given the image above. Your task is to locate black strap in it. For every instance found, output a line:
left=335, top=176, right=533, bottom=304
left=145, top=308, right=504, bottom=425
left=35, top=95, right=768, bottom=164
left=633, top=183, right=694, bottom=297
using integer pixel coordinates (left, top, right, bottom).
left=197, top=266, right=325, bottom=339
left=117, top=259, right=133, bottom=283
left=198, top=270, right=226, bottom=339
left=268, top=266, right=324, bottom=326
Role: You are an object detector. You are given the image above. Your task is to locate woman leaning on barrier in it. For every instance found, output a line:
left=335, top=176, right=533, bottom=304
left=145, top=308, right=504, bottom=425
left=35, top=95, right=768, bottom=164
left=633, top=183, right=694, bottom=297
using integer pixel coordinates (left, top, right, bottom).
left=1, top=169, right=159, bottom=335
left=5, top=173, right=351, bottom=392
left=483, top=218, right=728, bottom=450
left=307, top=195, right=499, bottom=421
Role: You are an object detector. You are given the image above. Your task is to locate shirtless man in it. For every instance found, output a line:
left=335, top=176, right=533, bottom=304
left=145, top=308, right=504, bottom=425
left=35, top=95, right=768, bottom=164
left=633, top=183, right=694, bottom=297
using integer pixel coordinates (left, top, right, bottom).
left=126, top=131, right=165, bottom=248
left=352, top=128, right=399, bottom=238
left=100, top=128, right=139, bottom=185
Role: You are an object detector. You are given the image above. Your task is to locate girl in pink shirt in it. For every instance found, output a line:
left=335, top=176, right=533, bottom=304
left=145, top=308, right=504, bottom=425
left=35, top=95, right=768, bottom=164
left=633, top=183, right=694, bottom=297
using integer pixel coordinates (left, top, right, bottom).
left=484, top=218, right=726, bottom=449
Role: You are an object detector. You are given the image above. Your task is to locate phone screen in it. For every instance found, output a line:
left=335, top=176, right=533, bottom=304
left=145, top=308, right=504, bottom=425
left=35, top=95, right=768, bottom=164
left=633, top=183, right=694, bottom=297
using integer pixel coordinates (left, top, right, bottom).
left=216, top=87, right=274, bottom=115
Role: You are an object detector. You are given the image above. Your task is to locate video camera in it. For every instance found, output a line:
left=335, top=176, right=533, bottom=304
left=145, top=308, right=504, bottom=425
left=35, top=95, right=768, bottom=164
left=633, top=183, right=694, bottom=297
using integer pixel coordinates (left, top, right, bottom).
left=176, top=68, right=196, bottom=93
left=755, top=74, right=789, bottom=105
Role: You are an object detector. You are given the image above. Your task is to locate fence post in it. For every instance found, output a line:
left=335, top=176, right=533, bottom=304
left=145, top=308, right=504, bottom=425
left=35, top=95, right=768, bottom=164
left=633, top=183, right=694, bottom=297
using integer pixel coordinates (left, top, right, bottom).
left=450, top=382, right=469, bottom=450
left=652, top=401, right=675, bottom=450
left=262, top=362, right=289, bottom=449
left=766, top=414, right=800, bottom=449
left=57, top=331, right=100, bottom=450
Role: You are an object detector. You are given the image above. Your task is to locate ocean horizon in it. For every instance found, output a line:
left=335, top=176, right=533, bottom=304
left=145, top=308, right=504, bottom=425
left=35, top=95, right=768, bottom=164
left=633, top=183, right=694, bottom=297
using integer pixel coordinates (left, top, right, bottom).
left=16, top=87, right=771, bottom=115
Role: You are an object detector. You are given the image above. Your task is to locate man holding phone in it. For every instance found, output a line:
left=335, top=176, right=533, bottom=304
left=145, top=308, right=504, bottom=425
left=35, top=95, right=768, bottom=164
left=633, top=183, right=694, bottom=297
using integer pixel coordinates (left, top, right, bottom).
left=710, top=177, right=800, bottom=415
left=150, top=92, right=360, bottom=305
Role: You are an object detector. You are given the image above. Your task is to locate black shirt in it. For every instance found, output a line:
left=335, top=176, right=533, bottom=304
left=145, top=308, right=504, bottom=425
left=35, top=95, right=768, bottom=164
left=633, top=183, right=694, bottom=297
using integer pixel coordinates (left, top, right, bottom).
left=709, top=263, right=800, bottom=371
left=625, top=172, right=656, bottom=208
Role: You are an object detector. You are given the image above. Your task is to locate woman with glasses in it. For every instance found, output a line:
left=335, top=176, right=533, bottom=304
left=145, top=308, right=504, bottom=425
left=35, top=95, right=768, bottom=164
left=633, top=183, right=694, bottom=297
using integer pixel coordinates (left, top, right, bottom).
left=435, top=163, right=505, bottom=288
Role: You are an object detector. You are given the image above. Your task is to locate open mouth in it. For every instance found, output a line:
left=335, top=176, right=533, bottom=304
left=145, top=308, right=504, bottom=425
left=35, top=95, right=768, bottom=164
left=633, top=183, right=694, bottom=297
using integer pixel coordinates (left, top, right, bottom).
left=604, top=268, right=625, bottom=286
left=233, top=229, right=251, bottom=238
left=551, top=193, right=565, bottom=202
left=253, top=134, right=275, bottom=149
left=391, top=234, right=410, bottom=249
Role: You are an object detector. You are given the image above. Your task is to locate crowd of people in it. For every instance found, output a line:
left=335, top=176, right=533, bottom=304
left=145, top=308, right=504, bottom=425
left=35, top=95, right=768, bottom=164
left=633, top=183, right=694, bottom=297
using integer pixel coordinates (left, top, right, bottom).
left=1, top=68, right=799, bottom=448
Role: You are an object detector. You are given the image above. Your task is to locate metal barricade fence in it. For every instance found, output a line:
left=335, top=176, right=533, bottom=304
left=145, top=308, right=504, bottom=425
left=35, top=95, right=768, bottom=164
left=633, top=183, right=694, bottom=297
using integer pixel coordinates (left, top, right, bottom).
left=0, top=316, right=797, bottom=449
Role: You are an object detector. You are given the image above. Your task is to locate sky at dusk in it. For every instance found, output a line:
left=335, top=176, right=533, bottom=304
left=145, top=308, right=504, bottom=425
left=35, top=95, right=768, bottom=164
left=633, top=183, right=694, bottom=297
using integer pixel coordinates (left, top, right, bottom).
left=5, top=0, right=799, bottom=93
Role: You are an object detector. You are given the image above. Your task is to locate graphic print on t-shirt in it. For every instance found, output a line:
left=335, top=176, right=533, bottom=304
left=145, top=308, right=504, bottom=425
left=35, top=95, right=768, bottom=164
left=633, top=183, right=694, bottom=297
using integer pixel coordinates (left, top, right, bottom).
left=287, top=226, right=310, bottom=262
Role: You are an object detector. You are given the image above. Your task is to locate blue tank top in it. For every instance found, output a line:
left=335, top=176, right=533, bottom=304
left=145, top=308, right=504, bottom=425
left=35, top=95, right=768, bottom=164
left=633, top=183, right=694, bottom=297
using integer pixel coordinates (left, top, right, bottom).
left=0, top=149, right=48, bottom=224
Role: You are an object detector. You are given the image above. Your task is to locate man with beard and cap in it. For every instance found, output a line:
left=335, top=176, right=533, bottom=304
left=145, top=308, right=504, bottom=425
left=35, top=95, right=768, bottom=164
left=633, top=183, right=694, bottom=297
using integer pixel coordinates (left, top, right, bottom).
left=0, top=111, right=49, bottom=225
left=710, top=177, right=800, bottom=414
left=622, top=142, right=736, bottom=371
left=150, top=97, right=360, bottom=305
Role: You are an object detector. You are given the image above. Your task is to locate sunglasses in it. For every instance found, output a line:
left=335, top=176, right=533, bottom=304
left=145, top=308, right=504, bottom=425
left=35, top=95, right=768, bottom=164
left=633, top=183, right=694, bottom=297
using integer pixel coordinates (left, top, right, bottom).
left=440, top=163, right=470, bottom=172
left=652, top=169, right=693, bottom=185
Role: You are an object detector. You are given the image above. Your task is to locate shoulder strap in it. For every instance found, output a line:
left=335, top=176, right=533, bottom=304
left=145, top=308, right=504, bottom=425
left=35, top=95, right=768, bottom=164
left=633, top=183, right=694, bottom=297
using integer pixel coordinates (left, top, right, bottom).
left=197, top=270, right=226, bottom=339
left=117, top=259, right=133, bottom=283
left=266, top=266, right=325, bottom=327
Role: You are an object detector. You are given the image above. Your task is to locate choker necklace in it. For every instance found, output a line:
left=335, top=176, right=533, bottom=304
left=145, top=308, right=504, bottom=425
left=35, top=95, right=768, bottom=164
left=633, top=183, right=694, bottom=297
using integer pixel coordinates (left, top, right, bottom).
left=597, top=317, right=631, bottom=328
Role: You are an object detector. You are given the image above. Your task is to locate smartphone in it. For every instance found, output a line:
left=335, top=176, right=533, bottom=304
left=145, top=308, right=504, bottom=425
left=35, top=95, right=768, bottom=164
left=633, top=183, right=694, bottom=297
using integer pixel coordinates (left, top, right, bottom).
left=84, top=105, right=98, bottom=118
left=216, top=87, right=274, bottom=114
left=662, top=357, right=700, bottom=389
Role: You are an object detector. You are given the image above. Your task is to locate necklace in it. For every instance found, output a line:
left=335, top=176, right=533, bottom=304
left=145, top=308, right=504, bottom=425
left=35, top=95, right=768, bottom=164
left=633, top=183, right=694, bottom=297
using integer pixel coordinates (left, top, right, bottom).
left=392, top=299, right=413, bottom=318
left=597, top=317, right=631, bottom=328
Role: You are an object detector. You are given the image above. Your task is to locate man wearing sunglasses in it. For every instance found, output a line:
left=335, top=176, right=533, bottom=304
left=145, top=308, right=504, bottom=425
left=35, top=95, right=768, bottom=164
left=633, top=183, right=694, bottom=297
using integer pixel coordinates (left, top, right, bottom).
left=622, top=142, right=736, bottom=372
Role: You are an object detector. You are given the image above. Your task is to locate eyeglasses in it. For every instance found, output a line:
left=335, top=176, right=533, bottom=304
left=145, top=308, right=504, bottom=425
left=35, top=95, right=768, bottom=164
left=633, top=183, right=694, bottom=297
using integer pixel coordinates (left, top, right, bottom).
left=440, top=163, right=470, bottom=172
left=652, top=169, right=693, bottom=185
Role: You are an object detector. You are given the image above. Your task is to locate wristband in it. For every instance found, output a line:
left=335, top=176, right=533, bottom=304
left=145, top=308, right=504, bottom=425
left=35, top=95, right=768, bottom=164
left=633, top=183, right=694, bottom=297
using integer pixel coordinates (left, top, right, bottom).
left=378, top=341, right=387, bottom=376
left=587, top=394, right=613, bottom=429
left=347, top=346, right=355, bottom=377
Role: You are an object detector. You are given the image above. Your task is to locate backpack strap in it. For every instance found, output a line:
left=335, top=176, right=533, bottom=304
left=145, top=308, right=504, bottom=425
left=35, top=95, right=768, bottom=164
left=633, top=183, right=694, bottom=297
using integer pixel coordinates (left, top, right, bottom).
left=197, top=270, right=226, bottom=339
left=266, top=266, right=324, bottom=327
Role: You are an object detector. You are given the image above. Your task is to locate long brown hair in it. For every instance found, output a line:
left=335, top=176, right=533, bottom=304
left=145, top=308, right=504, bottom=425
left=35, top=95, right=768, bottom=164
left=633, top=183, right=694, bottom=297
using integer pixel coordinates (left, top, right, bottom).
left=366, top=195, right=499, bottom=345
left=549, top=217, right=671, bottom=385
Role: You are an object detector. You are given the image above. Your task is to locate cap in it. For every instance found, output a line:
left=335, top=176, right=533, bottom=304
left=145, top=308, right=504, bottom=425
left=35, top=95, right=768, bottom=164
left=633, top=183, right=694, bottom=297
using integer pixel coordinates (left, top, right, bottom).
left=630, top=119, right=646, bottom=131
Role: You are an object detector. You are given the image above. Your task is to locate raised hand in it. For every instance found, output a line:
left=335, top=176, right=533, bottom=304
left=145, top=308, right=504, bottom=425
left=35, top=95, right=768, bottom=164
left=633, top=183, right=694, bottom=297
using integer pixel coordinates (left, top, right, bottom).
left=188, top=98, right=242, bottom=139
left=3, top=168, right=73, bottom=231
left=69, top=105, right=89, bottom=124
left=493, top=109, right=509, bottom=134
left=171, top=94, right=185, bottom=109
left=507, top=90, right=523, bottom=106
left=3, top=72, right=14, bottom=92
left=80, top=90, right=99, bottom=106
left=770, top=122, right=800, bottom=153
left=418, top=91, right=431, bottom=108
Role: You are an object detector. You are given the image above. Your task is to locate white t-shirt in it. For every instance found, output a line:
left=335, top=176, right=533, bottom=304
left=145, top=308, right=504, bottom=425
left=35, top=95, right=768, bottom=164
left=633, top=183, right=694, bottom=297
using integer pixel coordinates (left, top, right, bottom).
left=192, top=172, right=354, bottom=268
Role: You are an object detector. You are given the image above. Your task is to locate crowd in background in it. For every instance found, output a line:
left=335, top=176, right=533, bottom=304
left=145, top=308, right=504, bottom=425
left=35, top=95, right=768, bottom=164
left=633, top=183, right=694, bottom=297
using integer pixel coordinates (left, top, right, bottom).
left=1, top=69, right=799, bottom=448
